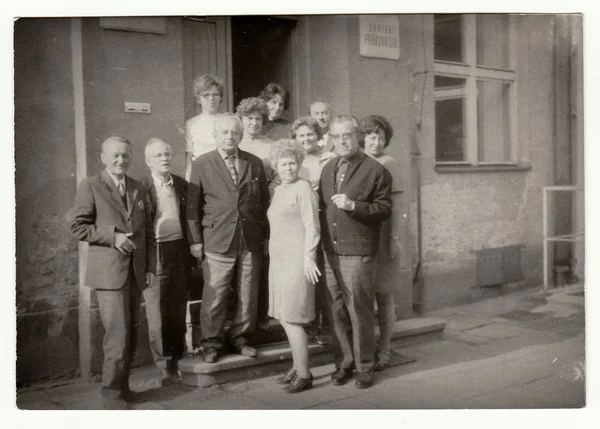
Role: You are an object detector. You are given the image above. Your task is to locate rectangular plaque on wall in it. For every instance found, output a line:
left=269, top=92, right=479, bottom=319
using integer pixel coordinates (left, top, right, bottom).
left=100, top=17, right=166, bottom=35
left=359, top=15, right=400, bottom=60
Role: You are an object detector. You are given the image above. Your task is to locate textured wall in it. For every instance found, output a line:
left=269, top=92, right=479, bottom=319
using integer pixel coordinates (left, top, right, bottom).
left=15, top=18, right=80, bottom=383
left=82, top=18, right=186, bottom=179
left=417, top=15, right=558, bottom=309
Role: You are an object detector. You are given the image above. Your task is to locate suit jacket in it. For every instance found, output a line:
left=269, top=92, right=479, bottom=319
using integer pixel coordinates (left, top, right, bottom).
left=139, top=172, right=189, bottom=272
left=188, top=149, right=270, bottom=253
left=318, top=150, right=392, bottom=256
left=69, top=170, right=157, bottom=290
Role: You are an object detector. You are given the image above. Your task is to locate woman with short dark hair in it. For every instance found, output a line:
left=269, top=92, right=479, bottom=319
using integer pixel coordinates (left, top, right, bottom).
left=260, top=83, right=291, bottom=141
left=359, top=115, right=404, bottom=371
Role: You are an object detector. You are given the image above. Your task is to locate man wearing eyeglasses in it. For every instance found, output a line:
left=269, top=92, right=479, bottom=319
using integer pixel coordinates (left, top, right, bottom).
left=318, top=115, right=392, bottom=389
left=140, top=138, right=190, bottom=386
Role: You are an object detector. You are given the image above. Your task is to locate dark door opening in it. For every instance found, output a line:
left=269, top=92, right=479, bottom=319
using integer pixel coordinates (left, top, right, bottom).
left=231, top=16, right=296, bottom=119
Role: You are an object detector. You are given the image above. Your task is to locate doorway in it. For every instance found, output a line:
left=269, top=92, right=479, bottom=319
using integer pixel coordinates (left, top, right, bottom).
left=231, top=16, right=296, bottom=119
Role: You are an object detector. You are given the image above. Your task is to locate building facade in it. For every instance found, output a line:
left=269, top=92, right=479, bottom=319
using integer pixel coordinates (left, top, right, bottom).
left=14, top=14, right=584, bottom=384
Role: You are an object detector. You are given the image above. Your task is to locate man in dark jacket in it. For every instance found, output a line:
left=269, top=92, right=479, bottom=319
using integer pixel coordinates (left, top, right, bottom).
left=188, top=113, right=270, bottom=363
left=69, top=136, right=156, bottom=409
left=318, top=115, right=392, bottom=389
left=139, top=138, right=190, bottom=386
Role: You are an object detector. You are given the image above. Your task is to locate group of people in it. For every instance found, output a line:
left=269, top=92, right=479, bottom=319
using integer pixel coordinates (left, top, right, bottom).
left=69, top=74, right=404, bottom=409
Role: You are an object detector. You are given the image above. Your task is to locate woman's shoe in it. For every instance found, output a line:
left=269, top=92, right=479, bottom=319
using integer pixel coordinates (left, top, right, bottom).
left=284, top=372, right=313, bottom=394
left=374, top=350, right=391, bottom=372
left=373, top=352, right=392, bottom=371
left=275, top=368, right=297, bottom=385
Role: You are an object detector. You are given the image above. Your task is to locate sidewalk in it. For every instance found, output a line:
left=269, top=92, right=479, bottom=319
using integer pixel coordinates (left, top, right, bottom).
left=16, top=285, right=585, bottom=410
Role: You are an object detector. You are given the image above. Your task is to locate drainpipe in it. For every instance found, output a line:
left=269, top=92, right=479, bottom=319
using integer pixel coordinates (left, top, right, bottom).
left=410, top=16, right=428, bottom=315
left=410, top=71, right=427, bottom=315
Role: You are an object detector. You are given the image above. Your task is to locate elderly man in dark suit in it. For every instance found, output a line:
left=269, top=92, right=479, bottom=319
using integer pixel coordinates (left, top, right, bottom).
left=139, top=138, right=190, bottom=386
left=318, top=115, right=392, bottom=389
left=188, top=113, right=270, bottom=363
left=70, top=136, right=156, bottom=409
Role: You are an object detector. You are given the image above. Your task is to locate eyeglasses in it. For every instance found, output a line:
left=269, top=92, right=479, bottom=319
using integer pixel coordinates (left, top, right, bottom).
left=200, top=92, right=221, bottom=100
left=149, top=153, right=173, bottom=159
left=330, top=132, right=358, bottom=141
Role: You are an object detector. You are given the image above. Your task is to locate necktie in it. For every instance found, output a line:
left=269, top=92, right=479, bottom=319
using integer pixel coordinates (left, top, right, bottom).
left=225, top=155, right=239, bottom=186
left=335, top=159, right=348, bottom=193
left=117, top=181, right=127, bottom=209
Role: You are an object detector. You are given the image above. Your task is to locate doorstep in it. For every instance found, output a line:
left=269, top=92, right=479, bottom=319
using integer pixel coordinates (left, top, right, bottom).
left=178, top=317, right=446, bottom=387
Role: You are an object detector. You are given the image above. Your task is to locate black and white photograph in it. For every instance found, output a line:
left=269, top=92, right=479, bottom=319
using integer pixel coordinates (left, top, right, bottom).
left=6, top=0, right=599, bottom=426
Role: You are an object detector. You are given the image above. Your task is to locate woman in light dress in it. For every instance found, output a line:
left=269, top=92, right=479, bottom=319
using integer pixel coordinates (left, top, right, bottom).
left=260, top=83, right=291, bottom=141
left=184, top=74, right=224, bottom=181
left=359, top=115, right=404, bottom=371
left=291, top=116, right=337, bottom=346
left=267, top=140, right=321, bottom=393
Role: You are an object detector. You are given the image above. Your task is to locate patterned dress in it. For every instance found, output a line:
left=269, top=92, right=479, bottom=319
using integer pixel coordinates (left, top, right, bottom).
left=267, top=179, right=320, bottom=323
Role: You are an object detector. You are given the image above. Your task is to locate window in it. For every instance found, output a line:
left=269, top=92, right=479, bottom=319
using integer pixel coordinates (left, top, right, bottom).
left=434, top=14, right=516, bottom=165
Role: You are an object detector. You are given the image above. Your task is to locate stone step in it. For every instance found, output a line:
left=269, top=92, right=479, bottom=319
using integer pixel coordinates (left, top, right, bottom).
left=178, top=317, right=446, bottom=387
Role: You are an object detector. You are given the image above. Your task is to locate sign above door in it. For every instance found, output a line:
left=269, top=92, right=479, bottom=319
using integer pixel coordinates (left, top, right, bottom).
left=359, top=15, right=401, bottom=60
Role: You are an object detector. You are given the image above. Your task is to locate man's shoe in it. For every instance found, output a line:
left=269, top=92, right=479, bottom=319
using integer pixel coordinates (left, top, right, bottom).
left=203, top=347, right=219, bottom=363
left=331, top=368, right=354, bottom=386
left=284, top=372, right=313, bottom=394
left=235, top=345, right=258, bottom=358
left=275, top=368, right=297, bottom=385
left=355, top=371, right=374, bottom=389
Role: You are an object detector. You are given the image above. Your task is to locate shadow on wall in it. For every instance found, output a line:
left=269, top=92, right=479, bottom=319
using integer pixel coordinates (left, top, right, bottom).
left=16, top=177, right=80, bottom=384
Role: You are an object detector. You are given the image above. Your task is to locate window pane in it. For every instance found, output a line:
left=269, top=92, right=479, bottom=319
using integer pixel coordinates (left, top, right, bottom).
left=436, top=97, right=465, bottom=162
left=477, top=80, right=512, bottom=162
left=434, top=14, right=463, bottom=62
left=476, top=15, right=510, bottom=69
left=435, top=75, right=466, bottom=89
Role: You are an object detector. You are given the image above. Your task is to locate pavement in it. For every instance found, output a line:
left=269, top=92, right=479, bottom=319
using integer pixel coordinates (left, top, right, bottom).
left=15, top=285, right=586, bottom=411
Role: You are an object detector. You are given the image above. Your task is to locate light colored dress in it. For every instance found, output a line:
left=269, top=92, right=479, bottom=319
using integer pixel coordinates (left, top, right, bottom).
left=267, top=179, right=320, bottom=323
left=373, top=153, right=403, bottom=293
left=299, top=148, right=337, bottom=191
left=185, top=113, right=217, bottom=160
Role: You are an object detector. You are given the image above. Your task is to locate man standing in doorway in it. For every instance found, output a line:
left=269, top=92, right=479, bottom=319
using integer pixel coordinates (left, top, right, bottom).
left=309, top=100, right=334, bottom=152
left=69, top=136, right=156, bottom=409
left=139, top=138, right=190, bottom=386
left=318, top=115, right=392, bottom=389
left=188, top=113, right=270, bottom=363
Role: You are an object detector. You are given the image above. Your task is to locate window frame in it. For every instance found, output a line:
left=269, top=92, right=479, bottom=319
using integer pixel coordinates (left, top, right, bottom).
left=434, top=14, right=518, bottom=166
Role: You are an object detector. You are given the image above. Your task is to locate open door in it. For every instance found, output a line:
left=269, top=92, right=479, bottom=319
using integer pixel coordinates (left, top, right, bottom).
left=231, top=16, right=296, bottom=120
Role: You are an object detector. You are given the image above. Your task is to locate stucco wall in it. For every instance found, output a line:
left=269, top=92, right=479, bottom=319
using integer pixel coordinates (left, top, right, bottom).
left=15, top=18, right=80, bottom=383
left=82, top=18, right=186, bottom=178
left=417, top=15, right=557, bottom=309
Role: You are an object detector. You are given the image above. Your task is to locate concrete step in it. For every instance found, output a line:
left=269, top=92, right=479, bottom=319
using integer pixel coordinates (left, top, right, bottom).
left=524, top=284, right=585, bottom=308
left=178, top=317, right=446, bottom=387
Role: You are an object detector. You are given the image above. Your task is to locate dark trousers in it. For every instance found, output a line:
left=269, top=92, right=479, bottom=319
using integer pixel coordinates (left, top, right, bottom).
left=200, top=233, right=261, bottom=350
left=96, top=263, right=141, bottom=398
left=145, top=239, right=189, bottom=371
left=310, top=248, right=331, bottom=330
left=323, top=253, right=376, bottom=374
left=257, top=254, right=270, bottom=323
